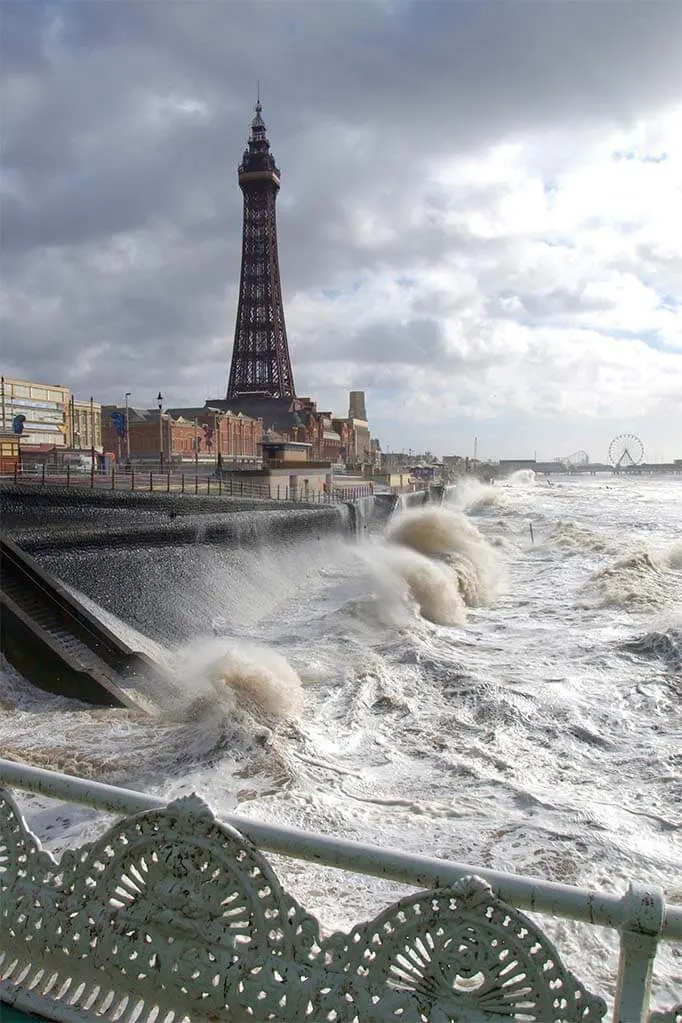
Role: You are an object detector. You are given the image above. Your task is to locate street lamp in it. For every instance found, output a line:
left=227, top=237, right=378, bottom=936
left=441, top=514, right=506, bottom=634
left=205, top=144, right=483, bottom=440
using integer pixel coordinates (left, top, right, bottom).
left=215, top=410, right=222, bottom=472
left=158, top=390, right=164, bottom=470
left=90, top=395, right=95, bottom=474
left=124, top=392, right=132, bottom=464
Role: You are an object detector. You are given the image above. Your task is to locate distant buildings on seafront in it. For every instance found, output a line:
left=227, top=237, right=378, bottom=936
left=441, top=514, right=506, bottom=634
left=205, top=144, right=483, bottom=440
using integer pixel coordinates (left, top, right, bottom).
left=0, top=371, right=380, bottom=478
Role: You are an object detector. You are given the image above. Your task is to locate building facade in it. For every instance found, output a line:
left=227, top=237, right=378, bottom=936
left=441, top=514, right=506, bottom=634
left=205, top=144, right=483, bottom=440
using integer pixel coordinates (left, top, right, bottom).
left=102, top=405, right=262, bottom=466
left=69, top=397, right=103, bottom=454
left=0, top=433, right=20, bottom=473
left=0, top=376, right=102, bottom=461
left=339, top=417, right=371, bottom=468
left=1, top=376, right=69, bottom=450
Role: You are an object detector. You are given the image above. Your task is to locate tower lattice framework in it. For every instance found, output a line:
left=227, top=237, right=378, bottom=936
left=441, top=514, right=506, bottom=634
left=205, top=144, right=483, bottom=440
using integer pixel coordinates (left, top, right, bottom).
left=227, top=102, right=295, bottom=399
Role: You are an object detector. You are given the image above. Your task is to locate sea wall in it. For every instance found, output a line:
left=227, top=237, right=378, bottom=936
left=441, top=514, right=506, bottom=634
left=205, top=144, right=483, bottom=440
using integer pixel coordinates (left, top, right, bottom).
left=0, top=483, right=304, bottom=526
left=11, top=507, right=350, bottom=555
left=0, top=483, right=443, bottom=553
left=0, top=480, right=444, bottom=561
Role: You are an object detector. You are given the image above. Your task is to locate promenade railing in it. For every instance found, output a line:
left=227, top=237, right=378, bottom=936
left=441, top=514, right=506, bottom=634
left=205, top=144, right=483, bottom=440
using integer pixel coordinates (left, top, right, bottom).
left=0, top=758, right=679, bottom=1023
left=0, top=467, right=379, bottom=503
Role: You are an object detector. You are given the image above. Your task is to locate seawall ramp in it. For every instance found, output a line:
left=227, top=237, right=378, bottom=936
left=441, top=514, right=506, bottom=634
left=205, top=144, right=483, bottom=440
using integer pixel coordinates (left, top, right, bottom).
left=1, top=536, right=154, bottom=709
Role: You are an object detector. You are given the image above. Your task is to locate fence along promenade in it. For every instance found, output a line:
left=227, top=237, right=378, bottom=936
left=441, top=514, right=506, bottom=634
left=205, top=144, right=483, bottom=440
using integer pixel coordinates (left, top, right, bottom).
left=0, top=758, right=680, bottom=1022
left=0, top=466, right=387, bottom=501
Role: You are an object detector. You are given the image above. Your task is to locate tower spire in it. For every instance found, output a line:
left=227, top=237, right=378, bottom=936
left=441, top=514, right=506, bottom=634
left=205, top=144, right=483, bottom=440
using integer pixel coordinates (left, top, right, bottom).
left=226, top=103, right=295, bottom=399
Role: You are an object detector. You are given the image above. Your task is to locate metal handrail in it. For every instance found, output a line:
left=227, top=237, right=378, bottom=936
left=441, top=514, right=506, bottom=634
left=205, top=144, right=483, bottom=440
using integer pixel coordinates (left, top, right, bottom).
left=0, top=469, right=378, bottom=504
left=0, top=539, right=126, bottom=658
left=2, top=758, right=681, bottom=1022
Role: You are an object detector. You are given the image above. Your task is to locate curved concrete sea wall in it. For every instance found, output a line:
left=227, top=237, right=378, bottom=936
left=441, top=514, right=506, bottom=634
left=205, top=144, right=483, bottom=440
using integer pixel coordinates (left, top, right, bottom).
left=0, top=486, right=353, bottom=646
left=0, top=483, right=442, bottom=648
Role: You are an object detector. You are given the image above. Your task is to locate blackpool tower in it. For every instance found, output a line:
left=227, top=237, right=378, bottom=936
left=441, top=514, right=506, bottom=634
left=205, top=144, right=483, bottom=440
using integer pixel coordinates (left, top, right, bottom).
left=226, top=102, right=296, bottom=400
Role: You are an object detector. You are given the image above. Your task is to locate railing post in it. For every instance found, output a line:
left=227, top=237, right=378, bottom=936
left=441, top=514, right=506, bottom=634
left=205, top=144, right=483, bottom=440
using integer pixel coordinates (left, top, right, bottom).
left=613, top=882, right=665, bottom=1022
left=181, top=473, right=185, bottom=494
left=111, top=467, right=115, bottom=490
left=131, top=470, right=135, bottom=491
left=14, top=461, right=18, bottom=483
left=195, top=474, right=199, bottom=494
left=167, top=472, right=171, bottom=493
left=41, top=463, right=46, bottom=485
left=149, top=472, right=153, bottom=492
left=90, top=464, right=95, bottom=489
left=66, top=464, right=70, bottom=486
left=219, top=477, right=222, bottom=495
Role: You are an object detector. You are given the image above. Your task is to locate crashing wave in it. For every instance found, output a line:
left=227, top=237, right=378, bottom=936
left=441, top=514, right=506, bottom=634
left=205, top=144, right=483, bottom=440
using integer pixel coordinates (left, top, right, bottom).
left=579, top=551, right=672, bottom=609
left=379, top=507, right=502, bottom=625
left=622, top=628, right=682, bottom=673
left=502, top=469, right=537, bottom=486
left=196, top=640, right=305, bottom=719
left=546, top=520, right=613, bottom=555
left=448, top=478, right=505, bottom=514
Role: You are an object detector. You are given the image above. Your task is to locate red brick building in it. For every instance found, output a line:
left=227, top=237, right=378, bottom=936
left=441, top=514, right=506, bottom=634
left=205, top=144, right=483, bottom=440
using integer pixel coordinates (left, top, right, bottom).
left=102, top=406, right=262, bottom=466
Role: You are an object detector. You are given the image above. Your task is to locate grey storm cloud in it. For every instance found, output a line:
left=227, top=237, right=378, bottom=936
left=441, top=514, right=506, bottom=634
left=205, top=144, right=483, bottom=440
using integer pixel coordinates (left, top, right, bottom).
left=1, top=0, right=681, bottom=448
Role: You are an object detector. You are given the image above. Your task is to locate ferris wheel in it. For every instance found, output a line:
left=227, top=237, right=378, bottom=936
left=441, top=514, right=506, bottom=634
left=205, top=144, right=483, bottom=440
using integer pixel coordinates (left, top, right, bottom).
left=608, top=433, right=644, bottom=469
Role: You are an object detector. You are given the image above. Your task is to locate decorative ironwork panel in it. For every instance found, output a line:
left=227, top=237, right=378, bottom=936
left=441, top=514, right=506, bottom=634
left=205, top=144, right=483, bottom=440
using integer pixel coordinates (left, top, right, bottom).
left=227, top=103, right=296, bottom=400
left=650, top=1006, right=682, bottom=1023
left=0, top=787, right=607, bottom=1022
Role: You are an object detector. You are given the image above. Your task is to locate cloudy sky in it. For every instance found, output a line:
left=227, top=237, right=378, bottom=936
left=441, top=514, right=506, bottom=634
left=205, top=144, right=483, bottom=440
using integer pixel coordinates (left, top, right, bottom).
left=3, top=1, right=681, bottom=461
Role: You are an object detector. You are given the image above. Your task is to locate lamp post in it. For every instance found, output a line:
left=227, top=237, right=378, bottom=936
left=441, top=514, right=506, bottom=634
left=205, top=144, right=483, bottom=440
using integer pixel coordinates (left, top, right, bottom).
left=90, top=395, right=95, bottom=473
left=124, top=392, right=131, bottom=464
left=215, top=411, right=222, bottom=472
left=157, top=392, right=164, bottom=472
left=69, top=395, right=75, bottom=451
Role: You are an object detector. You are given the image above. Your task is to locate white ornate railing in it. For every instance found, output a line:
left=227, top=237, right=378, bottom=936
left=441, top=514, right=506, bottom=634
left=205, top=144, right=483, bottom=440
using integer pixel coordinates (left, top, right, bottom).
left=0, top=759, right=680, bottom=1023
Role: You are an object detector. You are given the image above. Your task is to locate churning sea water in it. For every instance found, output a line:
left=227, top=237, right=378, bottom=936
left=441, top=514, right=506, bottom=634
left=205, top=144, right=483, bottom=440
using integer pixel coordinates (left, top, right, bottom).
left=1, top=473, right=681, bottom=1009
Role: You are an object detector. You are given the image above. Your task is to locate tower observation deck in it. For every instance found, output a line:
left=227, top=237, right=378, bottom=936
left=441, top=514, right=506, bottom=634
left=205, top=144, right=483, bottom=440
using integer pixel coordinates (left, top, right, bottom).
left=226, top=102, right=296, bottom=399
